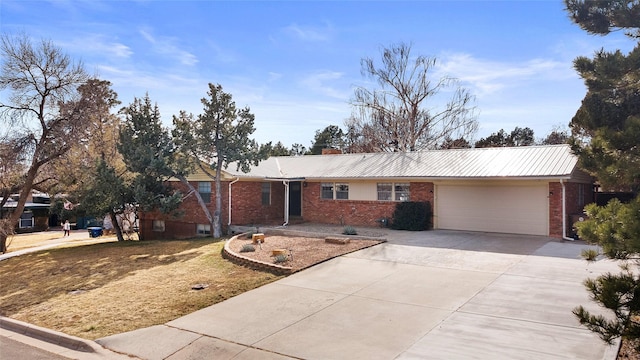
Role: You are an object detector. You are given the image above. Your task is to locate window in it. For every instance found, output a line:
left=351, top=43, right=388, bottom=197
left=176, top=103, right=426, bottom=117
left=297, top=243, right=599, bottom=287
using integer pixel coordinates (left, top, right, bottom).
left=578, top=184, right=585, bottom=207
left=321, top=183, right=334, bottom=199
left=335, top=183, right=349, bottom=200
left=197, top=224, right=211, bottom=235
left=198, top=182, right=211, bottom=203
left=377, top=183, right=393, bottom=201
left=262, top=182, right=271, bottom=205
left=377, top=182, right=410, bottom=201
left=395, top=183, right=410, bottom=201
left=152, top=220, right=165, bottom=232
left=19, top=211, right=34, bottom=228
left=321, top=182, right=349, bottom=200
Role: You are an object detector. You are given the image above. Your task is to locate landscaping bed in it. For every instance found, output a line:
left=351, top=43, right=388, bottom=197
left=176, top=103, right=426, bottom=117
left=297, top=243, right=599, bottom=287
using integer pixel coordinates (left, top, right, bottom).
left=225, top=233, right=384, bottom=274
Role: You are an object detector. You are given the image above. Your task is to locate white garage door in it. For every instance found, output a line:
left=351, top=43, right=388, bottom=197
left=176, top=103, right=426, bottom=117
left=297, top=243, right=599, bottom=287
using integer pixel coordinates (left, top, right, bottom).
left=436, top=183, right=549, bottom=236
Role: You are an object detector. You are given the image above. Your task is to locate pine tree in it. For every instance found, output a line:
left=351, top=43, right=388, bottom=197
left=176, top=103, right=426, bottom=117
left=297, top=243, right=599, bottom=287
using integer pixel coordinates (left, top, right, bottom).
left=565, top=0, right=640, bottom=347
left=172, top=83, right=268, bottom=238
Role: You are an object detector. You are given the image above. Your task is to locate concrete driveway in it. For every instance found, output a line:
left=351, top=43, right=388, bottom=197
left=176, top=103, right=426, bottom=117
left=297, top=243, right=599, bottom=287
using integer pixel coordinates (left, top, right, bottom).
left=98, top=230, right=620, bottom=360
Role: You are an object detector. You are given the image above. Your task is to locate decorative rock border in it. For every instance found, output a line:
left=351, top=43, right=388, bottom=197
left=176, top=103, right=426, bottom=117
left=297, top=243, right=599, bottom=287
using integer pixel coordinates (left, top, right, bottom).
left=222, top=229, right=386, bottom=276
left=223, top=234, right=294, bottom=275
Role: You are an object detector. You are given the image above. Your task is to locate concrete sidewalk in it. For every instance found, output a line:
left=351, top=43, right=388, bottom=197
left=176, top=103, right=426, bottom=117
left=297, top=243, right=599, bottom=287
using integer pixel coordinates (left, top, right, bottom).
left=0, top=230, right=117, bottom=261
left=94, top=231, right=620, bottom=360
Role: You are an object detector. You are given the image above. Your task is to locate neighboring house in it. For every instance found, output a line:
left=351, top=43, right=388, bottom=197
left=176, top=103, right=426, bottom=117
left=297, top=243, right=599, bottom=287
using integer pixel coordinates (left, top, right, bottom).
left=140, top=144, right=592, bottom=240
left=1, top=192, right=51, bottom=233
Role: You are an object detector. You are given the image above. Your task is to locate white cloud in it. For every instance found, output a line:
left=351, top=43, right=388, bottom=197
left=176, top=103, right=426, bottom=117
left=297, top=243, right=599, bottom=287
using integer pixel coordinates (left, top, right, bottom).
left=435, top=52, right=574, bottom=97
left=268, top=72, right=283, bottom=82
left=62, top=34, right=132, bottom=59
left=139, top=28, right=198, bottom=66
left=282, top=22, right=334, bottom=42
left=299, top=70, right=349, bottom=99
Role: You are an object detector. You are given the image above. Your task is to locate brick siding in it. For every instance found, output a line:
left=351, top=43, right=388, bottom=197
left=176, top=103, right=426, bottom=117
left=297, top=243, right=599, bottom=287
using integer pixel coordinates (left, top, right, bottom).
left=141, top=180, right=285, bottom=240
left=301, top=181, right=434, bottom=227
left=142, top=177, right=589, bottom=240
left=549, top=181, right=593, bottom=238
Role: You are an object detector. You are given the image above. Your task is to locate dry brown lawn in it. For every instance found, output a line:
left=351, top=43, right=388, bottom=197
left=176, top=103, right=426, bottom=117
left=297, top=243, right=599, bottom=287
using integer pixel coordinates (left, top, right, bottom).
left=5, top=231, right=74, bottom=251
left=0, top=238, right=281, bottom=340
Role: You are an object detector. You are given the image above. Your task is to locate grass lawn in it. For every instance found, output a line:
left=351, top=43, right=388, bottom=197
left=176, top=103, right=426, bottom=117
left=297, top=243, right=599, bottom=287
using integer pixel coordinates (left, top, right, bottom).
left=0, top=237, right=281, bottom=340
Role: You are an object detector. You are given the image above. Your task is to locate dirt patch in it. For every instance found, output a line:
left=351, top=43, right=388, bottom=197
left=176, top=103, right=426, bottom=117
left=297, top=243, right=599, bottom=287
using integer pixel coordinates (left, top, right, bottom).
left=228, top=234, right=383, bottom=272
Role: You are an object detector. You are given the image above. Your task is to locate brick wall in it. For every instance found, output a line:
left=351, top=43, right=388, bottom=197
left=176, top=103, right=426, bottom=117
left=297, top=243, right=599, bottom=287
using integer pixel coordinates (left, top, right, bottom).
left=301, top=181, right=434, bottom=227
left=141, top=180, right=287, bottom=240
left=230, top=181, right=285, bottom=225
left=549, top=181, right=594, bottom=238
left=549, top=182, right=563, bottom=238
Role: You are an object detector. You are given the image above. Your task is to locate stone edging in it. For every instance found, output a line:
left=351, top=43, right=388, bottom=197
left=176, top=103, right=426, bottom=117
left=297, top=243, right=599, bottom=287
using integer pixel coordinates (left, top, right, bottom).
left=223, top=233, right=294, bottom=276
left=222, top=229, right=386, bottom=276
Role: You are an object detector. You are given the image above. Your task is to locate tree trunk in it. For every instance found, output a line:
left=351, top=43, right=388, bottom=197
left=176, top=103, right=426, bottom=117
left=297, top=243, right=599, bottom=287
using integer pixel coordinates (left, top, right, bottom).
left=175, top=174, right=215, bottom=236
left=213, top=162, right=223, bottom=238
left=1, top=165, right=40, bottom=253
left=0, top=234, right=7, bottom=254
left=110, top=211, right=125, bottom=242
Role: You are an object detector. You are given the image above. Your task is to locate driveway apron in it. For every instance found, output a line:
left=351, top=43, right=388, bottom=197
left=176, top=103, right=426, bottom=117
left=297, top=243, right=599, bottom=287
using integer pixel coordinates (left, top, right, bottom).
left=97, top=230, right=620, bottom=360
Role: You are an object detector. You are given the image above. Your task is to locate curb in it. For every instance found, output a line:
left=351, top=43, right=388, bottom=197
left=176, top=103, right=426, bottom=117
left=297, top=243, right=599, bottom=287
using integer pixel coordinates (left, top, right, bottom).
left=0, top=316, right=102, bottom=353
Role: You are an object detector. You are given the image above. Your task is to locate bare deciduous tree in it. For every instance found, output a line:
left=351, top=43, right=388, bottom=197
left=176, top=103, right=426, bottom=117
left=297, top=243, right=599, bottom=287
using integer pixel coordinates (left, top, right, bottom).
left=0, top=33, right=88, bottom=252
left=349, top=43, right=478, bottom=152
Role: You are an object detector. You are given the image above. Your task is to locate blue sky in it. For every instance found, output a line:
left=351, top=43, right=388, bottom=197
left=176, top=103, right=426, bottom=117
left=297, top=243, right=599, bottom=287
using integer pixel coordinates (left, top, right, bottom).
left=1, top=0, right=635, bottom=147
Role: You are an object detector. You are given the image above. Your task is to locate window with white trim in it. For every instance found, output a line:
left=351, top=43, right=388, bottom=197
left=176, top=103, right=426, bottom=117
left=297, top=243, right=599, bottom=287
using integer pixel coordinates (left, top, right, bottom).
left=19, top=211, right=34, bottom=228
left=198, top=182, right=211, bottom=203
left=152, top=220, right=165, bottom=232
left=377, top=182, right=410, bottom=201
left=321, top=183, right=334, bottom=199
left=261, top=182, right=271, bottom=205
left=197, top=224, right=211, bottom=235
left=377, top=183, right=393, bottom=201
left=335, top=183, right=349, bottom=199
left=395, top=183, right=410, bottom=201
left=321, top=182, right=349, bottom=200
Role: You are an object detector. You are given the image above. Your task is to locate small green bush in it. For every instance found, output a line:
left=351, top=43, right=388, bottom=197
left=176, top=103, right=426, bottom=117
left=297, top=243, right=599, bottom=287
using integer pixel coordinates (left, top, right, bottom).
left=342, top=225, right=358, bottom=235
left=391, top=201, right=432, bottom=231
left=273, top=254, right=288, bottom=263
left=581, top=248, right=599, bottom=262
left=240, top=244, right=255, bottom=253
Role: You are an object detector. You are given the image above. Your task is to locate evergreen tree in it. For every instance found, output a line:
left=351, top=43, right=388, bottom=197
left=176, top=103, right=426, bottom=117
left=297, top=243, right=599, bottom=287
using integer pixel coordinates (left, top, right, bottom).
left=172, top=83, right=268, bottom=238
left=475, top=127, right=535, bottom=148
left=565, top=0, right=640, bottom=348
left=310, top=125, right=345, bottom=154
left=118, top=95, right=183, bottom=239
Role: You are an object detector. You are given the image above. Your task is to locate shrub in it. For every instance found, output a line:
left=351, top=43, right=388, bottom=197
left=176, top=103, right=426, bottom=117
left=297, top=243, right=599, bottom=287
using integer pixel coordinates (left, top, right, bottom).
left=342, top=225, right=358, bottom=235
left=240, top=244, right=255, bottom=253
left=273, top=254, right=288, bottom=263
left=391, top=201, right=432, bottom=231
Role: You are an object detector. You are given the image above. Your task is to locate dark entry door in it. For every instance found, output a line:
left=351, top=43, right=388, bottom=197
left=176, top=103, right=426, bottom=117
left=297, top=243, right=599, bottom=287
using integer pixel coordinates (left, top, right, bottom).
left=289, top=181, right=302, bottom=216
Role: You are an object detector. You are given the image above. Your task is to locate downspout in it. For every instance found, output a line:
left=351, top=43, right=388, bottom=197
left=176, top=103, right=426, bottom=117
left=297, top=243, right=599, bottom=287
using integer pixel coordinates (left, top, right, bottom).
left=560, top=179, right=575, bottom=241
left=228, top=177, right=240, bottom=226
left=283, top=180, right=289, bottom=227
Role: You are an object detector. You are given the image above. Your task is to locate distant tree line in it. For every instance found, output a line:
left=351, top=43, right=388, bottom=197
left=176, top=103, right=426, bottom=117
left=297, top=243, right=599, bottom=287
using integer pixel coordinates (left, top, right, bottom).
left=267, top=124, right=570, bottom=157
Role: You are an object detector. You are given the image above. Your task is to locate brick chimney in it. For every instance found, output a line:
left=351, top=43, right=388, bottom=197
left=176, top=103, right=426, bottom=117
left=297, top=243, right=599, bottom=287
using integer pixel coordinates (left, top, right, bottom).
left=321, top=148, right=342, bottom=155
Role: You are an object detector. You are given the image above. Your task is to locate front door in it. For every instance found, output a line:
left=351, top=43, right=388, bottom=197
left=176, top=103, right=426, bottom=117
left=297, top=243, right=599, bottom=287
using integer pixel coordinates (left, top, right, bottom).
left=289, top=181, right=302, bottom=217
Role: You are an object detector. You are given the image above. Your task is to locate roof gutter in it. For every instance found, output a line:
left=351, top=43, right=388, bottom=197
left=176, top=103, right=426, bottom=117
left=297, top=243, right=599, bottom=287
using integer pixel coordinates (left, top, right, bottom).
left=282, top=180, right=289, bottom=227
left=560, top=179, right=575, bottom=241
left=227, top=177, right=240, bottom=226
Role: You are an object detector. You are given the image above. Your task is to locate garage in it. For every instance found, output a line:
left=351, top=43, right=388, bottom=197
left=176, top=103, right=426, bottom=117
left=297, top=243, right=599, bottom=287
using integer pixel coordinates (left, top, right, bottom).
left=435, top=182, right=549, bottom=236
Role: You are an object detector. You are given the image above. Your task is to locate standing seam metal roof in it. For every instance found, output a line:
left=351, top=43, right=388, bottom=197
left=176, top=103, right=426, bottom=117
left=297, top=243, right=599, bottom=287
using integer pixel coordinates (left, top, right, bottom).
left=224, top=144, right=579, bottom=180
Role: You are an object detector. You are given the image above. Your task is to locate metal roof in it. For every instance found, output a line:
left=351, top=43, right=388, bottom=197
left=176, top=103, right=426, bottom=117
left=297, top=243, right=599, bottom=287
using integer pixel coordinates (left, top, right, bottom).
left=224, top=144, right=580, bottom=180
